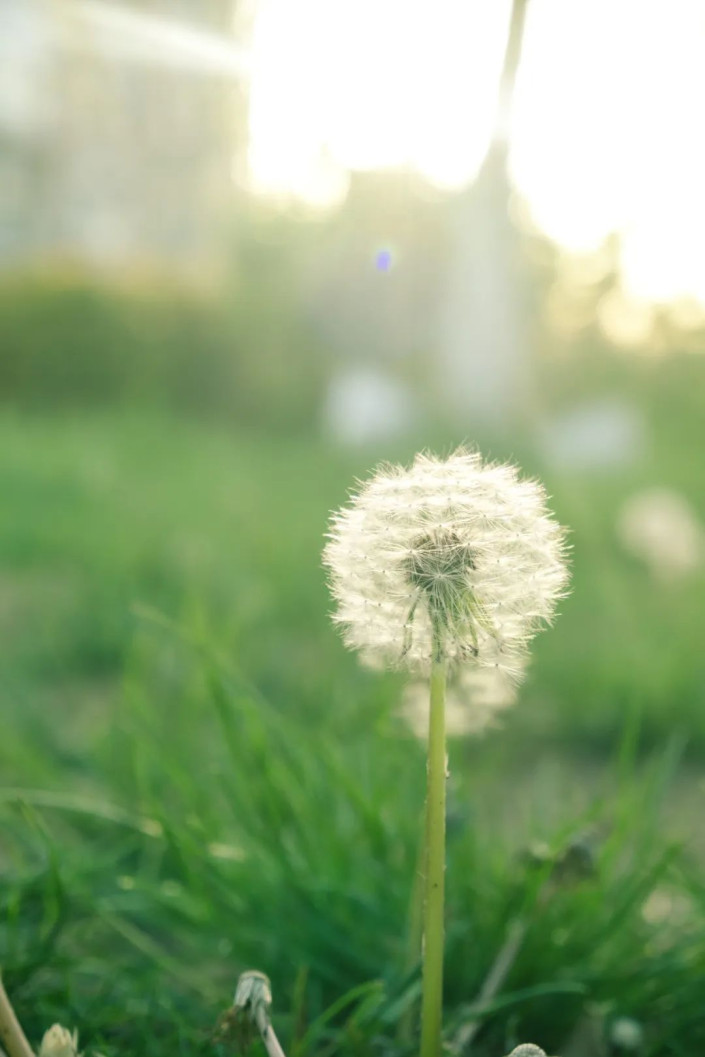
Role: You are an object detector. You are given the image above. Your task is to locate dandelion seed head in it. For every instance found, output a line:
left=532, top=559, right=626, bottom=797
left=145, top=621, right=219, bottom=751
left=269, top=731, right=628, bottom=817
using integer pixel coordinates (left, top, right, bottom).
left=323, top=449, right=569, bottom=676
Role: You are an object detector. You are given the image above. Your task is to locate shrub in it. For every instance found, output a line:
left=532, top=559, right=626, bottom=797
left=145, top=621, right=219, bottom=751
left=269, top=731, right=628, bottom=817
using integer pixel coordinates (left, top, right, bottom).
left=0, top=265, right=326, bottom=434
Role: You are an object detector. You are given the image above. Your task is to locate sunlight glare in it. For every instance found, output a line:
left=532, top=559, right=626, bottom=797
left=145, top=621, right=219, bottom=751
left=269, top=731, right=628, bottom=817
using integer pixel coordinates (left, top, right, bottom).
left=247, top=0, right=513, bottom=205
left=511, top=0, right=705, bottom=304
left=247, top=0, right=705, bottom=307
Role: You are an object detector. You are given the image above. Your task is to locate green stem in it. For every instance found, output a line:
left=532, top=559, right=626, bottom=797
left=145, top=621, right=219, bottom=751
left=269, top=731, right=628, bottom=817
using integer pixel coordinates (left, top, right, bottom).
left=0, top=975, right=35, bottom=1057
left=419, top=651, right=447, bottom=1057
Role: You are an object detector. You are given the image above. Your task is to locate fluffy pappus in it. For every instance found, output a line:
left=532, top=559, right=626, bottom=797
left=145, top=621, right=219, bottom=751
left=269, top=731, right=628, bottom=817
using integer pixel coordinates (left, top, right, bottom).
left=323, top=449, right=569, bottom=677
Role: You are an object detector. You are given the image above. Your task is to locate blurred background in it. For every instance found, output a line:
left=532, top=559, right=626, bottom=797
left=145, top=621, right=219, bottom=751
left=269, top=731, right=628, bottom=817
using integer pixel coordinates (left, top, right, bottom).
left=2, top=2, right=705, bottom=1052
left=3, top=0, right=705, bottom=745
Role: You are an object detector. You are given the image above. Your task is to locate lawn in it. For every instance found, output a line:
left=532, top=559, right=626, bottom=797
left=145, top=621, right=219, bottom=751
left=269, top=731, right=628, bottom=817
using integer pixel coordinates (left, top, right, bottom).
left=1, top=403, right=704, bottom=1056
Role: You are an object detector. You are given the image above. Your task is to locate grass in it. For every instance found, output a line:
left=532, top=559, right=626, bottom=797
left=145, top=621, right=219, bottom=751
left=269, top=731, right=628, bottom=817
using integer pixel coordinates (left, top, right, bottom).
left=1, top=401, right=705, bottom=1055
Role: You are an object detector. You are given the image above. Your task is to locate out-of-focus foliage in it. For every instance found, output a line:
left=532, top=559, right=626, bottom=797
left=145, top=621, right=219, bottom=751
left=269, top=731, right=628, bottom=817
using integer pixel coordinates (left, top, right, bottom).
left=0, top=259, right=326, bottom=434
left=2, top=349, right=705, bottom=1055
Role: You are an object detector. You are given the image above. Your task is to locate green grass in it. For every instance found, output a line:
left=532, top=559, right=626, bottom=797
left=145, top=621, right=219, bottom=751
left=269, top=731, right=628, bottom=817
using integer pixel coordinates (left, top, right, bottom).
left=1, top=405, right=705, bottom=1055
left=2, top=401, right=705, bottom=755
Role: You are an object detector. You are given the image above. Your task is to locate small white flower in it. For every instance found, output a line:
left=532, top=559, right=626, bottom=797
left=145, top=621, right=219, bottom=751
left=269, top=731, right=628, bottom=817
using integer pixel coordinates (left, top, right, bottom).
left=39, top=1025, right=79, bottom=1057
left=323, top=449, right=568, bottom=676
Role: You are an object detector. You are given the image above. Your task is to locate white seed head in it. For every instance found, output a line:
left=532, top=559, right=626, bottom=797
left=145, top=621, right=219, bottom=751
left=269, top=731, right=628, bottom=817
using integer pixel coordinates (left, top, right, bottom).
left=323, top=449, right=569, bottom=675
left=39, top=1025, right=79, bottom=1057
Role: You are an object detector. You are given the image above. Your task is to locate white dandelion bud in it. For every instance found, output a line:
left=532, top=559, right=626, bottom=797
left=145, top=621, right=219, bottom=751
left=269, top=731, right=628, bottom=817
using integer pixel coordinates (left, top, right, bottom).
left=227, top=971, right=286, bottom=1057
left=38, top=1025, right=79, bottom=1057
left=323, top=449, right=569, bottom=677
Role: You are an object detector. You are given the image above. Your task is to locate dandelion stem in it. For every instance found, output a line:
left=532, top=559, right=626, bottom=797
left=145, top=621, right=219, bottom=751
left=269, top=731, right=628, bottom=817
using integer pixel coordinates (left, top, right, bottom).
left=419, top=649, right=447, bottom=1057
left=254, top=1007, right=287, bottom=1057
left=0, top=975, right=35, bottom=1057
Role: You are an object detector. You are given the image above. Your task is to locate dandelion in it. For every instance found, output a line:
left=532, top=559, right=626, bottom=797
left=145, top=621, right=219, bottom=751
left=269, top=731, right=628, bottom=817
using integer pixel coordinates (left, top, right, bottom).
left=324, top=450, right=568, bottom=677
left=216, top=971, right=287, bottom=1057
left=323, top=449, right=568, bottom=1057
left=38, top=1025, right=79, bottom=1057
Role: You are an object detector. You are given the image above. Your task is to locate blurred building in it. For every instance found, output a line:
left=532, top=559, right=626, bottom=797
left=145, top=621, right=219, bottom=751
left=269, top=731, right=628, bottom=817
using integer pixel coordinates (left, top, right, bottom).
left=0, top=0, right=246, bottom=272
left=311, top=152, right=532, bottom=436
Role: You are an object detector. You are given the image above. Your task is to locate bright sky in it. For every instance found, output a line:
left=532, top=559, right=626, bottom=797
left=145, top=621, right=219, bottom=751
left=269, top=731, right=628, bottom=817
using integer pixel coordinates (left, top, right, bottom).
left=246, top=0, right=705, bottom=308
